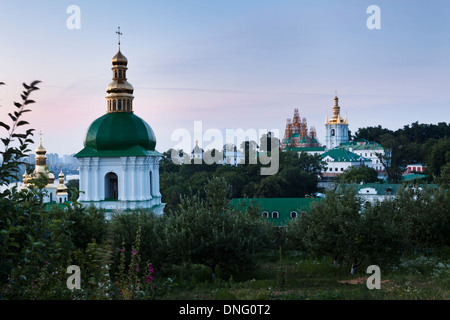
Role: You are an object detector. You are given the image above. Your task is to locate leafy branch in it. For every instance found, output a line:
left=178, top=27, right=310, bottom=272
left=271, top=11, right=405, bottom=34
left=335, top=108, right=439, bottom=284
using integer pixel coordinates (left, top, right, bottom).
left=0, top=80, right=41, bottom=187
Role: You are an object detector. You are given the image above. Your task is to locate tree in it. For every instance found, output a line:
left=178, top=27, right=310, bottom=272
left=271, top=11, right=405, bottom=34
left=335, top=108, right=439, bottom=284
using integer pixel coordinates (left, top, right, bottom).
left=287, top=186, right=362, bottom=271
left=163, top=177, right=274, bottom=280
left=395, top=184, right=450, bottom=249
left=286, top=185, right=409, bottom=273
left=425, top=136, right=450, bottom=177
left=66, top=179, right=79, bottom=201
left=0, top=81, right=75, bottom=298
left=0, top=81, right=40, bottom=186
left=338, top=165, right=380, bottom=184
left=376, top=133, right=403, bottom=183
left=259, top=132, right=280, bottom=152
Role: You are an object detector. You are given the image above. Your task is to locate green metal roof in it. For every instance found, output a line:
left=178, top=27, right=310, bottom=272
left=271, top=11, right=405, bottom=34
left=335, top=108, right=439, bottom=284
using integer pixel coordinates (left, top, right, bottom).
left=283, top=146, right=326, bottom=152
left=75, top=112, right=159, bottom=158
left=320, top=148, right=370, bottom=162
left=339, top=140, right=384, bottom=151
left=402, top=174, right=427, bottom=181
left=336, top=182, right=438, bottom=195
left=229, top=197, right=323, bottom=226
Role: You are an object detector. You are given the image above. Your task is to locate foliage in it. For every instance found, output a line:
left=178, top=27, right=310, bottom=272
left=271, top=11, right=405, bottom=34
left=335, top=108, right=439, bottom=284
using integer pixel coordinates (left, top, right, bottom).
left=159, top=146, right=325, bottom=210
left=338, top=165, right=380, bottom=184
left=163, top=176, right=275, bottom=280
left=353, top=121, right=450, bottom=182
left=0, top=81, right=40, bottom=186
left=286, top=185, right=411, bottom=273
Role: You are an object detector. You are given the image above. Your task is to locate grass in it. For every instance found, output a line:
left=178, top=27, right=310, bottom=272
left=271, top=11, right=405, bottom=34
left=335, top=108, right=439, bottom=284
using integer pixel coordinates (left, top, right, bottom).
left=153, top=250, right=450, bottom=300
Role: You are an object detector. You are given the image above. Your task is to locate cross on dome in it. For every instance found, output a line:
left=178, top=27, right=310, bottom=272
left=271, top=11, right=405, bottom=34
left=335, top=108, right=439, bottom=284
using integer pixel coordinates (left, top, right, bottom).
left=116, top=27, right=123, bottom=48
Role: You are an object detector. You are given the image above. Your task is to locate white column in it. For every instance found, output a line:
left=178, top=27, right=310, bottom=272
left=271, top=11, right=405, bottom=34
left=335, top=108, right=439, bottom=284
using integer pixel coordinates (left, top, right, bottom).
left=137, top=157, right=145, bottom=201
left=85, top=157, right=92, bottom=201
left=92, top=157, right=100, bottom=201
left=145, top=157, right=152, bottom=200
left=120, top=157, right=128, bottom=201
left=150, top=158, right=157, bottom=197
left=129, top=157, right=136, bottom=201
left=78, top=158, right=86, bottom=201
left=154, top=156, right=161, bottom=197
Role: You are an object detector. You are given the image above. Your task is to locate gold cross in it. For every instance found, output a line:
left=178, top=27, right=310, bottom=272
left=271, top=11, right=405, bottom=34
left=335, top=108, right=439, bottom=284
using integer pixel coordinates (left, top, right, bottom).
left=116, top=27, right=123, bottom=47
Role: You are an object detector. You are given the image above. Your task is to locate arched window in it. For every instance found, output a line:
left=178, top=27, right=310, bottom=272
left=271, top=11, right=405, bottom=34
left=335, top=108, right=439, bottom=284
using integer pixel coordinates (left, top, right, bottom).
left=118, top=100, right=122, bottom=111
left=119, top=70, right=122, bottom=78
left=115, top=71, right=118, bottom=78
left=105, top=172, right=118, bottom=200
left=290, top=211, right=297, bottom=219
left=113, top=100, right=116, bottom=111
left=272, top=211, right=279, bottom=219
left=386, top=187, right=393, bottom=195
left=127, top=99, right=130, bottom=110
left=262, top=211, right=269, bottom=219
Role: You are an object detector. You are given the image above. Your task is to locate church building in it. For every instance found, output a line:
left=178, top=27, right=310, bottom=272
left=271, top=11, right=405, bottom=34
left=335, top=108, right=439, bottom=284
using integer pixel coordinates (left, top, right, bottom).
left=325, top=95, right=349, bottom=150
left=74, top=31, right=164, bottom=214
left=21, top=136, right=69, bottom=204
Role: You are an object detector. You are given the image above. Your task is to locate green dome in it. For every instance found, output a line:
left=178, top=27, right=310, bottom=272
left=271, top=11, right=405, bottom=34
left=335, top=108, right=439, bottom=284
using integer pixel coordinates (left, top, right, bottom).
left=75, top=112, right=159, bottom=158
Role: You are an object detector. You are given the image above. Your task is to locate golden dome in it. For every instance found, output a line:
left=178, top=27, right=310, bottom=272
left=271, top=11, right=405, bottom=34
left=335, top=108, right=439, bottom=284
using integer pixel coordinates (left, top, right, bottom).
left=35, top=138, right=46, bottom=154
left=106, top=80, right=134, bottom=93
left=112, top=49, right=128, bottom=66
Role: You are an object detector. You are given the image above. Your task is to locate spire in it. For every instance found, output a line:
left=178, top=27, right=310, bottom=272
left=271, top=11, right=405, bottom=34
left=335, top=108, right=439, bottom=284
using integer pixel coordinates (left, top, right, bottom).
left=106, top=28, right=134, bottom=114
left=116, top=27, right=122, bottom=49
left=328, top=94, right=342, bottom=124
left=34, top=132, right=47, bottom=174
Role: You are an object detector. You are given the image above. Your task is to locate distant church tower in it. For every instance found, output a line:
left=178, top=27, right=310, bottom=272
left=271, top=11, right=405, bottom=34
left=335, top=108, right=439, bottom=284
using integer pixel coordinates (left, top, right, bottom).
left=74, top=29, right=164, bottom=214
left=325, top=95, right=349, bottom=150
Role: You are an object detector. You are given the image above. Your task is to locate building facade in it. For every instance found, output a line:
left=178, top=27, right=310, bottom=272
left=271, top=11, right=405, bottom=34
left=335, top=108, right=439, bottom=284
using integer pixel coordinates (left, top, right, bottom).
left=325, top=96, right=349, bottom=150
left=74, top=40, right=164, bottom=214
left=21, top=138, right=69, bottom=204
left=320, top=148, right=372, bottom=178
left=282, top=108, right=321, bottom=151
left=339, top=139, right=385, bottom=172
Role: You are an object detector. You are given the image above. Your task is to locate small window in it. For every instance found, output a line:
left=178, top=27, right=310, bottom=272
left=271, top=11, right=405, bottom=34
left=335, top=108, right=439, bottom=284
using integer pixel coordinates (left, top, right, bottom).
left=113, top=100, right=116, bottom=110
left=127, top=99, right=131, bottom=110
left=119, top=70, right=122, bottom=78
left=262, top=211, right=269, bottom=219
left=290, top=211, right=297, bottom=219
left=340, top=168, right=344, bottom=171
left=118, top=100, right=122, bottom=111
left=272, top=211, right=279, bottom=219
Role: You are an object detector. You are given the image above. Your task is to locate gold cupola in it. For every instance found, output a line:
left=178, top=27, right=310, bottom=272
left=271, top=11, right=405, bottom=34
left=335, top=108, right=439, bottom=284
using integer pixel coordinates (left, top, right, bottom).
left=34, top=136, right=48, bottom=175
left=106, top=27, right=134, bottom=113
left=328, top=95, right=346, bottom=125
left=57, top=168, right=68, bottom=194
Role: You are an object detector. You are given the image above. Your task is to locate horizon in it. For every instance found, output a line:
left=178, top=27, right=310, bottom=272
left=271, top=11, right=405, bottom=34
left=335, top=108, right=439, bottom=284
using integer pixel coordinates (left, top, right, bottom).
left=1, top=1, right=449, bottom=155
